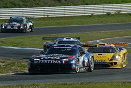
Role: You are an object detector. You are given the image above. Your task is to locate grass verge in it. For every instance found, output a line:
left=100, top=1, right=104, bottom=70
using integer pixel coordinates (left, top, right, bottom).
left=128, top=49, right=131, bottom=53
left=1, top=13, right=131, bottom=27
left=0, top=82, right=131, bottom=88
left=0, top=30, right=131, bottom=48
left=0, top=58, right=28, bottom=74
left=1, top=0, right=131, bottom=8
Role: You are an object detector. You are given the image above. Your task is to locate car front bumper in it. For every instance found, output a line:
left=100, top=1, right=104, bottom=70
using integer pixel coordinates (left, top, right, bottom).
left=28, top=63, right=75, bottom=73
left=1, top=28, right=25, bottom=32
left=94, top=61, right=124, bottom=68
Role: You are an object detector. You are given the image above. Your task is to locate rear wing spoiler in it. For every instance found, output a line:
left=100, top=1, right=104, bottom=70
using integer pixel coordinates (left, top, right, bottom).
left=82, top=42, right=128, bottom=47
left=42, top=37, right=80, bottom=40
left=110, top=43, right=128, bottom=45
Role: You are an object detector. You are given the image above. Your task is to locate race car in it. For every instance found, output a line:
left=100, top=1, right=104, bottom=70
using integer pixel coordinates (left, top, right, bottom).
left=42, top=37, right=83, bottom=52
left=1, top=17, right=34, bottom=33
left=87, top=43, right=128, bottom=68
left=28, top=44, right=94, bottom=73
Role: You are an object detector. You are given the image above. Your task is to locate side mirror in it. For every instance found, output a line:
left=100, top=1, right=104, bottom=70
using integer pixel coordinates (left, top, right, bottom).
left=10, top=17, right=12, bottom=19
left=119, top=47, right=124, bottom=51
left=40, top=51, right=45, bottom=54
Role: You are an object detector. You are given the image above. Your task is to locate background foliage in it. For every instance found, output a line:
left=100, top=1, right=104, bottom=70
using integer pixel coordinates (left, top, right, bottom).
left=1, top=0, right=131, bottom=8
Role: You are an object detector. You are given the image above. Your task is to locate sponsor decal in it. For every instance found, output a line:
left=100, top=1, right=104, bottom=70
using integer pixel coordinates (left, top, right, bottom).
left=42, top=57, right=60, bottom=59
left=95, top=55, right=107, bottom=58
left=34, top=60, right=61, bottom=64
left=7, top=26, right=11, bottom=29
left=95, top=60, right=106, bottom=63
left=54, top=47, right=72, bottom=48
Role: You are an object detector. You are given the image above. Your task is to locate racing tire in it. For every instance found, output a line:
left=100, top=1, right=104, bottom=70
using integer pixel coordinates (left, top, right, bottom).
left=27, top=27, right=32, bottom=32
left=23, top=28, right=27, bottom=33
left=75, top=59, right=80, bottom=73
left=23, top=28, right=31, bottom=33
left=26, top=26, right=32, bottom=32
left=75, top=65, right=80, bottom=73
left=88, top=57, right=94, bottom=72
left=126, top=55, right=128, bottom=67
left=121, top=58, right=124, bottom=68
left=30, top=26, right=34, bottom=32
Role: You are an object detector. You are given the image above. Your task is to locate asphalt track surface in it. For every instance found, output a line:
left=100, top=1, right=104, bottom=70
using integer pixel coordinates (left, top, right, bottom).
left=0, top=23, right=131, bottom=38
left=0, top=23, right=131, bottom=85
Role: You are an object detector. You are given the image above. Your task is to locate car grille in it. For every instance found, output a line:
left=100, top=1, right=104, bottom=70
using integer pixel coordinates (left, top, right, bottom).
left=95, top=62, right=118, bottom=68
left=31, top=64, right=72, bottom=73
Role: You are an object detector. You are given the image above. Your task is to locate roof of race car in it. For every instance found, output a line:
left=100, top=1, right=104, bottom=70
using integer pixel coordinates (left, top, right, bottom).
left=84, top=43, right=115, bottom=48
left=88, top=45, right=115, bottom=48
left=86, top=42, right=128, bottom=47
left=97, top=43, right=115, bottom=47
left=11, top=17, right=25, bottom=20
left=98, top=46, right=115, bottom=48
left=52, top=44, right=79, bottom=49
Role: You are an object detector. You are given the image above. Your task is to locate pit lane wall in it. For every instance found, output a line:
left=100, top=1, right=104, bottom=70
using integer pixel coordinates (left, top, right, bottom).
left=0, top=3, right=131, bottom=19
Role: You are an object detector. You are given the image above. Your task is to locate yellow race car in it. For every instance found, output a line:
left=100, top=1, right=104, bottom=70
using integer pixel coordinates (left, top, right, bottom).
left=87, top=43, right=128, bottom=68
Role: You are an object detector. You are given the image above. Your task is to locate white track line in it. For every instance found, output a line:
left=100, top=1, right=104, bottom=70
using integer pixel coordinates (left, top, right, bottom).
left=0, top=46, right=43, bottom=50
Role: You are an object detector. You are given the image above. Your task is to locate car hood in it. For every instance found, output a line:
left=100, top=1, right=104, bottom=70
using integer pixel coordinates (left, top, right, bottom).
left=93, top=53, right=116, bottom=62
left=4, top=22, right=20, bottom=26
left=32, top=54, right=75, bottom=60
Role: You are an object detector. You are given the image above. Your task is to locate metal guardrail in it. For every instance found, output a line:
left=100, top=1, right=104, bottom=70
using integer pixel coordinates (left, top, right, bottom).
left=0, top=3, right=131, bottom=19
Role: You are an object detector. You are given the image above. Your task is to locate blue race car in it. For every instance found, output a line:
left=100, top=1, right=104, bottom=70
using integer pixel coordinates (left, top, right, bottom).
left=42, top=37, right=83, bottom=52
left=28, top=44, right=94, bottom=73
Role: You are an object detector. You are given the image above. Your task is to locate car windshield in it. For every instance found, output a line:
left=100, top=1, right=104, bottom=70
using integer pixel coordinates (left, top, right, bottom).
left=8, top=19, right=23, bottom=23
left=58, top=41, right=79, bottom=44
left=87, top=47, right=117, bottom=53
left=45, top=47, right=78, bottom=55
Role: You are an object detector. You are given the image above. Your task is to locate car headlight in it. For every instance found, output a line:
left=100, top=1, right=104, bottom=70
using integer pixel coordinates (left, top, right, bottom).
left=34, top=59, right=40, bottom=61
left=1, top=25, right=5, bottom=28
left=115, top=55, right=121, bottom=59
left=111, top=55, right=121, bottom=60
left=61, top=59, right=69, bottom=61
left=20, top=25, right=24, bottom=29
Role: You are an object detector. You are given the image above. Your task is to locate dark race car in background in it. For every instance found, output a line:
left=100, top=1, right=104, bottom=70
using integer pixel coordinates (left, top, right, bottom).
left=28, top=44, right=94, bottom=74
left=1, top=17, right=34, bottom=33
left=42, top=37, right=83, bottom=52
